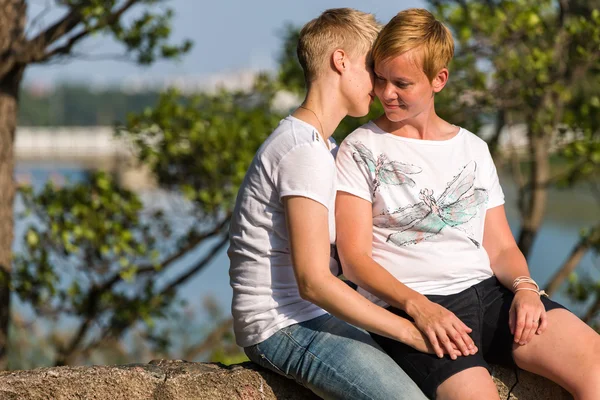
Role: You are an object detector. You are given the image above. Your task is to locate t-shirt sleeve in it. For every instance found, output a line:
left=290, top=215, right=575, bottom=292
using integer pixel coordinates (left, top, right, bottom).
left=335, top=139, right=373, bottom=203
left=276, top=143, right=335, bottom=209
left=483, top=145, right=505, bottom=209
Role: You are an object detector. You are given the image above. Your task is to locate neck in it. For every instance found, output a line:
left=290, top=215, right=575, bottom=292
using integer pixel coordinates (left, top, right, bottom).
left=377, top=100, right=456, bottom=140
left=292, top=80, right=347, bottom=141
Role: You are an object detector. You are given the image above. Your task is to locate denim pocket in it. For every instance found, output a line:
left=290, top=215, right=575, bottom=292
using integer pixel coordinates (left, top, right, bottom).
left=245, top=343, right=293, bottom=380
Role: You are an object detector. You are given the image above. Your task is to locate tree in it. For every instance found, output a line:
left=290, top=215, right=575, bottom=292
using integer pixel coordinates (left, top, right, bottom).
left=428, top=0, right=600, bottom=323
left=13, top=83, right=281, bottom=367
left=8, top=1, right=599, bottom=370
left=430, top=0, right=600, bottom=257
left=0, top=0, right=194, bottom=369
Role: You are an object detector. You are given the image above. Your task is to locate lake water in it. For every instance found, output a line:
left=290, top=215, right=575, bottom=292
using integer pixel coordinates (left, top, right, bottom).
left=13, top=163, right=600, bottom=322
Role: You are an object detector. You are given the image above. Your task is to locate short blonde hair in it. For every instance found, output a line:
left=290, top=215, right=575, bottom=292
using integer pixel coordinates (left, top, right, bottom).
left=297, top=8, right=381, bottom=83
left=372, top=9, right=454, bottom=82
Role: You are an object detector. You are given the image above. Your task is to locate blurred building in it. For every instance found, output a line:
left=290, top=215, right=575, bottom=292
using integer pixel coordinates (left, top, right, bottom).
left=15, top=126, right=155, bottom=191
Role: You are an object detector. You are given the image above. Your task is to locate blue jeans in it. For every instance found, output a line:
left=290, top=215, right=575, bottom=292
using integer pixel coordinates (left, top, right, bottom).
left=245, top=314, right=427, bottom=400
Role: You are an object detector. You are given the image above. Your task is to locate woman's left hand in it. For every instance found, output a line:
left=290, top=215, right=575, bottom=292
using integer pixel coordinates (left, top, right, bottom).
left=509, top=290, right=548, bottom=346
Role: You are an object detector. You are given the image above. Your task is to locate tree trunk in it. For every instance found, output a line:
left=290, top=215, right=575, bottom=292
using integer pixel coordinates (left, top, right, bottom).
left=487, top=109, right=505, bottom=158
left=0, top=68, right=23, bottom=370
left=517, top=133, right=550, bottom=259
left=0, top=0, right=26, bottom=370
left=582, top=296, right=600, bottom=325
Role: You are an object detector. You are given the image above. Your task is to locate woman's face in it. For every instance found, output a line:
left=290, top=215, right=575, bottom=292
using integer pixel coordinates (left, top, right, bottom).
left=373, top=49, right=442, bottom=123
left=341, top=53, right=375, bottom=118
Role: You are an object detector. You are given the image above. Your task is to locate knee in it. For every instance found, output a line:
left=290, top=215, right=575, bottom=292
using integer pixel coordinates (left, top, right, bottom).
left=436, top=369, right=499, bottom=400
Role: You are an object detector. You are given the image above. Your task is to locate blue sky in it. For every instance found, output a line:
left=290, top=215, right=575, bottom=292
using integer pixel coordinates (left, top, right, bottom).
left=25, top=0, right=425, bottom=85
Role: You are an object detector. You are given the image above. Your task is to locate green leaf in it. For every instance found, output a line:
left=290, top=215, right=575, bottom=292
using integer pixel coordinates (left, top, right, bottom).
left=119, top=265, right=137, bottom=282
left=26, top=230, right=39, bottom=247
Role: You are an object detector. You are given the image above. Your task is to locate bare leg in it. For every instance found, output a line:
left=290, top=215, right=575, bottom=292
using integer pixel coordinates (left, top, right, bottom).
left=512, top=309, right=600, bottom=400
left=436, top=367, right=500, bottom=400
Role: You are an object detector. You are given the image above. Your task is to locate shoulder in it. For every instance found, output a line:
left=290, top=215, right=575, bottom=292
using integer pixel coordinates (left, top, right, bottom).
left=459, top=127, right=491, bottom=153
left=340, top=121, right=379, bottom=147
left=274, top=116, right=318, bottom=145
left=456, top=128, right=500, bottom=178
left=261, top=117, right=330, bottom=160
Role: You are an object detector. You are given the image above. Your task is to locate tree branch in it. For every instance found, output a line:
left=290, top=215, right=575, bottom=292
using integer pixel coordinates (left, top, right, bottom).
left=582, top=295, right=600, bottom=324
left=25, top=2, right=54, bottom=38
left=20, top=7, right=83, bottom=63
left=24, top=0, right=140, bottom=64
left=544, top=223, right=600, bottom=296
left=135, top=214, right=231, bottom=277
left=558, top=0, right=570, bottom=27
left=61, top=51, right=134, bottom=62
left=159, top=233, right=229, bottom=296
left=514, top=157, right=594, bottom=194
left=590, top=180, right=600, bottom=208
left=74, top=232, right=229, bottom=362
left=54, top=313, right=94, bottom=366
left=54, top=215, right=231, bottom=365
left=83, top=214, right=231, bottom=306
left=182, top=318, right=233, bottom=360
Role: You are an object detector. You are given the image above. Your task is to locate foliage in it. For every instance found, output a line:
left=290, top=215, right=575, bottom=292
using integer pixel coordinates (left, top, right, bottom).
left=277, top=24, right=305, bottom=96
left=14, top=20, right=283, bottom=365
left=120, top=81, right=282, bottom=214
left=14, top=172, right=175, bottom=365
left=430, top=0, right=600, bottom=164
left=566, top=272, right=600, bottom=329
left=12, top=77, right=283, bottom=366
left=7, top=298, right=244, bottom=369
left=0, top=0, right=196, bottom=369
left=32, top=0, right=191, bottom=65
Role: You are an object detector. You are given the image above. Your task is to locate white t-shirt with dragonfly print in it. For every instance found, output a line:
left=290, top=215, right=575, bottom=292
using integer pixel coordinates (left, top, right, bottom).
left=336, top=121, right=505, bottom=302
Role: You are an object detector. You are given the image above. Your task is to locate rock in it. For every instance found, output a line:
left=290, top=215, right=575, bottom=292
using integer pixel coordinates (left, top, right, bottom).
left=0, top=360, right=570, bottom=399
left=491, top=365, right=572, bottom=400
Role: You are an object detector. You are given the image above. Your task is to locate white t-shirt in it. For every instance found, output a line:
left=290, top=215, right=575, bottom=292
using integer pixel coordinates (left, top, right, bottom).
left=228, top=116, right=339, bottom=347
left=336, top=121, right=505, bottom=304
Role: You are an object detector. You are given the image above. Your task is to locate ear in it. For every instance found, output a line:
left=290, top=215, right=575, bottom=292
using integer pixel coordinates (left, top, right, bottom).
left=432, top=67, right=449, bottom=93
left=331, top=49, right=347, bottom=74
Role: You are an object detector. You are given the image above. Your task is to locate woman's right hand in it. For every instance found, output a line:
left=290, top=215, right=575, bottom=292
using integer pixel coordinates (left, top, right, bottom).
left=407, top=297, right=478, bottom=359
left=404, top=323, right=461, bottom=358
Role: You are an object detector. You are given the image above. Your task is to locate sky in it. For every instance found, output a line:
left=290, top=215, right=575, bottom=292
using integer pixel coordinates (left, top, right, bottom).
left=24, top=0, right=425, bottom=86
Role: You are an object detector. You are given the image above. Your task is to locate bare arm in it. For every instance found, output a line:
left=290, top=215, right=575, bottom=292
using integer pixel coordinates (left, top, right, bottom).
left=482, top=205, right=548, bottom=344
left=284, top=195, right=438, bottom=354
left=335, top=191, right=477, bottom=359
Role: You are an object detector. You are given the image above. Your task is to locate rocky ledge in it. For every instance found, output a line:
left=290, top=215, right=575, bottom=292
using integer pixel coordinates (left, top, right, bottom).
left=0, top=360, right=571, bottom=399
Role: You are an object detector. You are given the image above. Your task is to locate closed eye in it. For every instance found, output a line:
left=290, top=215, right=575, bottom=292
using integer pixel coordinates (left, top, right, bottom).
left=374, top=74, right=408, bottom=89
left=393, top=81, right=409, bottom=89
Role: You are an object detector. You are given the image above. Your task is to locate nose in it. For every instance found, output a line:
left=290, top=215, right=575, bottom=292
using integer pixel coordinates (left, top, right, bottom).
left=381, top=82, right=397, bottom=101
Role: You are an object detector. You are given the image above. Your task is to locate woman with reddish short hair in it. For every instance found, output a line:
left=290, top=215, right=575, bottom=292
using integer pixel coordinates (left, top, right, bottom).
left=336, top=8, right=600, bottom=400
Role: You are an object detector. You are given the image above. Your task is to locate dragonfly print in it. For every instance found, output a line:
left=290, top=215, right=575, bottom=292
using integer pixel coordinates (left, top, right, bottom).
left=373, top=161, right=488, bottom=248
left=349, top=141, right=422, bottom=196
